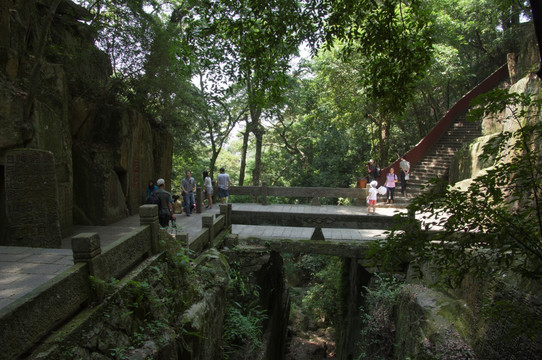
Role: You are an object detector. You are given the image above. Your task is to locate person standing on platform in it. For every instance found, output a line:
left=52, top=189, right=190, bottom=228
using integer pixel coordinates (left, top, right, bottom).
left=154, top=178, right=175, bottom=227
left=217, top=167, right=231, bottom=204
left=385, top=167, right=398, bottom=204
left=181, top=170, right=196, bottom=216
left=367, top=159, right=378, bottom=181
left=367, top=180, right=378, bottom=215
left=146, top=180, right=158, bottom=200
left=203, top=170, right=213, bottom=209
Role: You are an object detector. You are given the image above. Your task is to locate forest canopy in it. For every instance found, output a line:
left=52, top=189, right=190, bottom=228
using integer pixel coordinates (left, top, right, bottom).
left=73, top=0, right=534, bottom=191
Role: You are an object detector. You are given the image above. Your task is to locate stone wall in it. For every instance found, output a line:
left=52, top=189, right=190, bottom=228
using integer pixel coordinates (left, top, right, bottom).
left=0, top=0, right=173, bottom=242
left=395, top=262, right=542, bottom=360
left=450, top=67, right=542, bottom=188
left=27, top=246, right=229, bottom=360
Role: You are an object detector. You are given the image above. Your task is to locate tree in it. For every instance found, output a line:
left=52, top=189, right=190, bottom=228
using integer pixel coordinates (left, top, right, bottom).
left=196, top=77, right=247, bottom=179
left=173, top=0, right=308, bottom=185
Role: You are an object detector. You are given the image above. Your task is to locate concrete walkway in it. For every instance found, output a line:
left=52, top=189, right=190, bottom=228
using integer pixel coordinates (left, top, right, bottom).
left=0, top=203, right=404, bottom=311
left=0, top=206, right=219, bottom=311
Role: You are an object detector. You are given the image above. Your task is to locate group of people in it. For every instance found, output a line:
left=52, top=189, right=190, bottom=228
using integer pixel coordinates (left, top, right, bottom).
left=146, top=168, right=232, bottom=228
left=366, top=156, right=410, bottom=214
left=202, top=167, right=232, bottom=210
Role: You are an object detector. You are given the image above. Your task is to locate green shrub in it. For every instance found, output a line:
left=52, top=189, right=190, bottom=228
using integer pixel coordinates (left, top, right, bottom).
left=357, top=274, right=402, bottom=360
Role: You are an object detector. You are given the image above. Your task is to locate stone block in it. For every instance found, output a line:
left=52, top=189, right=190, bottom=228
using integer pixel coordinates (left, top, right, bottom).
left=4, top=149, right=62, bottom=247
left=71, top=233, right=101, bottom=262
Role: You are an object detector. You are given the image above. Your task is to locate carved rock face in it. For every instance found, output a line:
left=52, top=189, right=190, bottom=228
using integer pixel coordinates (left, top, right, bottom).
left=0, top=0, right=173, bottom=237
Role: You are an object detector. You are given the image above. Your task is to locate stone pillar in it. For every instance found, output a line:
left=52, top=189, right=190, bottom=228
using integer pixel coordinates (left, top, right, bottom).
left=196, top=185, right=203, bottom=213
left=176, top=232, right=189, bottom=247
left=4, top=149, right=62, bottom=247
left=220, top=203, right=232, bottom=227
left=261, top=181, right=268, bottom=205
left=202, top=214, right=215, bottom=248
left=311, top=227, right=325, bottom=240
left=72, top=232, right=101, bottom=276
left=212, top=180, right=217, bottom=206
left=139, top=204, right=160, bottom=254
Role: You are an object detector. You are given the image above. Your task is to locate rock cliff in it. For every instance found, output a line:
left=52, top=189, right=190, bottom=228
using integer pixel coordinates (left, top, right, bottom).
left=0, top=0, right=172, bottom=246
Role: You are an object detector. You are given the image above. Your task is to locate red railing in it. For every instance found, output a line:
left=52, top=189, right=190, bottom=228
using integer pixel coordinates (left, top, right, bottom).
left=378, top=63, right=509, bottom=184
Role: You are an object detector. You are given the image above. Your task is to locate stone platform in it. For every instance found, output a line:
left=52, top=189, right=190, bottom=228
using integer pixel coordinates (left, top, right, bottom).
left=0, top=203, right=405, bottom=311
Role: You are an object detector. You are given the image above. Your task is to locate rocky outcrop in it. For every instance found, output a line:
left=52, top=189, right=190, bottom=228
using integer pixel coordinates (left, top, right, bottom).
left=393, top=284, right=476, bottom=360
left=0, top=0, right=172, bottom=244
left=450, top=72, right=542, bottom=190
left=223, top=246, right=291, bottom=360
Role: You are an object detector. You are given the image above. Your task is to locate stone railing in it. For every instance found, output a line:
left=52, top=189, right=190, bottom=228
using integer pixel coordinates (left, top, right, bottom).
left=229, top=182, right=367, bottom=205
left=0, top=203, right=232, bottom=360
left=232, top=209, right=396, bottom=241
left=175, top=204, right=233, bottom=254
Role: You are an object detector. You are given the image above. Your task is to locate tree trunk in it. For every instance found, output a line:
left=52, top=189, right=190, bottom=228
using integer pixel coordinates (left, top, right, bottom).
left=252, top=123, right=264, bottom=186
left=530, top=0, right=542, bottom=79
left=379, top=114, right=390, bottom=167
left=239, top=116, right=249, bottom=186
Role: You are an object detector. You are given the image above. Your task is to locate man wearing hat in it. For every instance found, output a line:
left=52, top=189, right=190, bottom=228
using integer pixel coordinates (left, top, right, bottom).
left=155, top=178, right=174, bottom=227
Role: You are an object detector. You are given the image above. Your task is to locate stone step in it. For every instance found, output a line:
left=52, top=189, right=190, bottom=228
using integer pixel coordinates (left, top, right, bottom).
left=420, top=156, right=454, bottom=162
left=414, top=161, right=450, bottom=167
left=397, top=117, right=483, bottom=200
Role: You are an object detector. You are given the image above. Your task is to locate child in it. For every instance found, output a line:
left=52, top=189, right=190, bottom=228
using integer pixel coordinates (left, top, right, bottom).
left=367, top=180, right=378, bottom=215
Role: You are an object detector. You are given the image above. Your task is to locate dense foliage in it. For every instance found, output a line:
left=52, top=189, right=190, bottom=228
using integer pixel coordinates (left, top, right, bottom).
left=69, top=0, right=535, bottom=189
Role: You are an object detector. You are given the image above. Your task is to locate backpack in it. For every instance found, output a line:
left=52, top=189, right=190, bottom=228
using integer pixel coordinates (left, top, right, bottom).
left=146, top=191, right=160, bottom=206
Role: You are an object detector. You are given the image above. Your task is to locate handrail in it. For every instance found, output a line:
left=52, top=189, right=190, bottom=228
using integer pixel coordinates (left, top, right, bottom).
left=229, top=183, right=367, bottom=205
left=378, top=63, right=509, bottom=183
left=0, top=204, right=233, bottom=359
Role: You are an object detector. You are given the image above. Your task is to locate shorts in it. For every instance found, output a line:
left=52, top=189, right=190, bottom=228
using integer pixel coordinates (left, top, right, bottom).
left=206, top=186, right=213, bottom=194
left=368, top=199, right=376, bottom=205
left=218, top=188, right=229, bottom=199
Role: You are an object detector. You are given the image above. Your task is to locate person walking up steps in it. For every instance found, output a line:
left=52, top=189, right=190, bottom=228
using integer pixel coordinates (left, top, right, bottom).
left=400, top=155, right=410, bottom=195
left=217, top=167, right=231, bottom=204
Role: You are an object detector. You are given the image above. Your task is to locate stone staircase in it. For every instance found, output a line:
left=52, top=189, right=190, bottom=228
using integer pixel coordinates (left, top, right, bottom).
left=404, top=114, right=481, bottom=199
left=377, top=64, right=508, bottom=208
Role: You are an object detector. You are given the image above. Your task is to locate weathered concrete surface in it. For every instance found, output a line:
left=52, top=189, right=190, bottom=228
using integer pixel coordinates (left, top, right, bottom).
left=241, top=238, right=374, bottom=258
left=0, top=263, right=91, bottom=360
left=4, top=149, right=62, bottom=247
left=232, top=209, right=396, bottom=230
left=0, top=246, right=73, bottom=309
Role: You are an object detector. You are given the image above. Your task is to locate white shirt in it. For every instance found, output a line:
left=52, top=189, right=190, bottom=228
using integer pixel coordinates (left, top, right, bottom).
left=217, top=173, right=230, bottom=189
